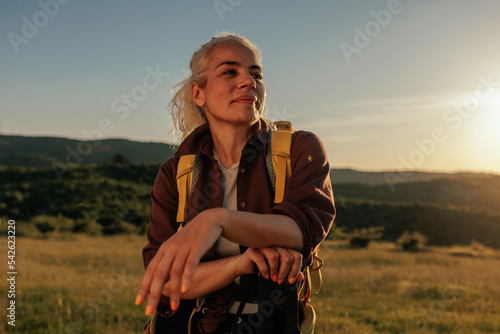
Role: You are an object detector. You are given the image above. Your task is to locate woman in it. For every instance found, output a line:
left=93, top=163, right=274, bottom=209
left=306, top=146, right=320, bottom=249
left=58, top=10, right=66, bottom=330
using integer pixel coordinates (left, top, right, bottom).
left=136, top=33, right=335, bottom=333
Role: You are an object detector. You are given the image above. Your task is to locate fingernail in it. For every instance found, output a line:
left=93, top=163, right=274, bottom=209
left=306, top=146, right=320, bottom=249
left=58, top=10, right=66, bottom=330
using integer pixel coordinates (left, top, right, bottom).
left=145, top=305, right=154, bottom=315
left=272, top=276, right=278, bottom=282
left=171, top=301, right=178, bottom=311
left=265, top=274, right=270, bottom=280
left=288, top=278, right=296, bottom=284
left=181, top=284, right=187, bottom=294
left=277, top=279, right=283, bottom=285
left=135, top=295, right=142, bottom=305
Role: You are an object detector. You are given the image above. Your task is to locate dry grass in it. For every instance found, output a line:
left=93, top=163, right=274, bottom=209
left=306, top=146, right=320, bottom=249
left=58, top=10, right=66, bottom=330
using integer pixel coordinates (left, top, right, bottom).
left=315, top=241, right=500, bottom=333
left=0, top=235, right=147, bottom=334
left=1, top=236, right=499, bottom=333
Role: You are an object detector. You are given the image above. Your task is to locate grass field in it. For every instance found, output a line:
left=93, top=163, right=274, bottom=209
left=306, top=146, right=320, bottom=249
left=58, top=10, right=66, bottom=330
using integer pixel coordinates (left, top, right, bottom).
left=1, top=235, right=499, bottom=333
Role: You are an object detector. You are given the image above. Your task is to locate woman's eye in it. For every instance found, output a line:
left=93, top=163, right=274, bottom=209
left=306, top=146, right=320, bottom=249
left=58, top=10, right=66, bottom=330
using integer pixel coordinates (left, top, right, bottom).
left=252, top=73, right=263, bottom=80
left=222, top=69, right=236, bottom=76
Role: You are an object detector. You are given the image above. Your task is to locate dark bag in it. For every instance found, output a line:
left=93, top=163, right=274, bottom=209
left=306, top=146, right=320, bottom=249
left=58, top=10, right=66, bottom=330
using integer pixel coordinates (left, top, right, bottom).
left=143, top=299, right=196, bottom=334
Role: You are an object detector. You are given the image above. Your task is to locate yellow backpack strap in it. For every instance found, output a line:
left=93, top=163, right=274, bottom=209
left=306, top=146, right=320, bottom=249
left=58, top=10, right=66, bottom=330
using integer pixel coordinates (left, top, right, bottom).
left=271, top=121, right=294, bottom=204
left=173, top=155, right=203, bottom=334
left=176, top=154, right=196, bottom=223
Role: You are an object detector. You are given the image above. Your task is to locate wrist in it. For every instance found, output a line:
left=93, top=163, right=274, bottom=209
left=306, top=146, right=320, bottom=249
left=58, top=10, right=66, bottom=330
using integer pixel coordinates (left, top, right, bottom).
left=232, top=254, right=252, bottom=278
left=208, top=207, right=231, bottom=237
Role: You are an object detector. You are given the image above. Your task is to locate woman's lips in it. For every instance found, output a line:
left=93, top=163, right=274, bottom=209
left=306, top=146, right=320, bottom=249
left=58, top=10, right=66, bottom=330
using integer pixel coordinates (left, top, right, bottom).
left=233, top=95, right=257, bottom=104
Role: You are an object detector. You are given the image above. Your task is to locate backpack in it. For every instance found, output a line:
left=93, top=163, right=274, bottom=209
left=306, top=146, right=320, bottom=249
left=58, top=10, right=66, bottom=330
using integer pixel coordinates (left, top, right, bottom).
left=145, top=121, right=323, bottom=334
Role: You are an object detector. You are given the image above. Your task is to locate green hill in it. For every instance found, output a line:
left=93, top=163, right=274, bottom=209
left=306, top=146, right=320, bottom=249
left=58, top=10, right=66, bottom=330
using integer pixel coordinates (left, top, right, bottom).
left=333, top=174, right=500, bottom=215
left=1, top=134, right=499, bottom=247
left=0, top=135, right=177, bottom=167
left=0, top=163, right=159, bottom=235
left=0, top=163, right=499, bottom=247
left=330, top=168, right=489, bottom=185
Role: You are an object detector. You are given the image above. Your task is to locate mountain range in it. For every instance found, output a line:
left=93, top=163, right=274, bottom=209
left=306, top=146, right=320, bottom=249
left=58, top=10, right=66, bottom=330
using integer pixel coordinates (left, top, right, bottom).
left=1, top=134, right=499, bottom=247
left=1, top=134, right=494, bottom=185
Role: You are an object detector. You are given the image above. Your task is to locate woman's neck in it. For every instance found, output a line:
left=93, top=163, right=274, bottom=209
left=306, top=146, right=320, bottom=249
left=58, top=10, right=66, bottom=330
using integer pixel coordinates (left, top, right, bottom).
left=210, top=122, right=254, bottom=169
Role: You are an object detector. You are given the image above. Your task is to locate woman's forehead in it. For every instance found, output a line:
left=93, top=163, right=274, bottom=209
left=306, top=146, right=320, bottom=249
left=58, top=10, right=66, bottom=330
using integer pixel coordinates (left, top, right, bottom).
left=210, top=41, right=262, bottom=67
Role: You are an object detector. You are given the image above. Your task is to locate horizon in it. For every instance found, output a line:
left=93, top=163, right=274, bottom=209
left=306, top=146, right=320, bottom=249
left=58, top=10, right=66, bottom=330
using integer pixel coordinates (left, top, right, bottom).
left=1, top=132, right=499, bottom=176
left=1, top=1, right=500, bottom=174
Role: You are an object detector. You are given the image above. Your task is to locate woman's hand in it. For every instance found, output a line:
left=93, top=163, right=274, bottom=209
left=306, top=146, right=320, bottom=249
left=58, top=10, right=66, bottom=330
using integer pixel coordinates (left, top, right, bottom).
left=135, top=209, right=227, bottom=315
left=236, top=247, right=304, bottom=285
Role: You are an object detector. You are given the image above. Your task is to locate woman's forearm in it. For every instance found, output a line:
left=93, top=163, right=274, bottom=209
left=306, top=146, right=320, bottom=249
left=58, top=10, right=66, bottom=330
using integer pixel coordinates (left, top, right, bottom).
left=162, top=256, right=240, bottom=299
left=219, top=209, right=304, bottom=250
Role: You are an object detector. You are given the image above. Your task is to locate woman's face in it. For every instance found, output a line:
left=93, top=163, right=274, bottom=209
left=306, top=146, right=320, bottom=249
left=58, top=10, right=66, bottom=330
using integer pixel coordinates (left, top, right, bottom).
left=192, top=41, right=266, bottom=127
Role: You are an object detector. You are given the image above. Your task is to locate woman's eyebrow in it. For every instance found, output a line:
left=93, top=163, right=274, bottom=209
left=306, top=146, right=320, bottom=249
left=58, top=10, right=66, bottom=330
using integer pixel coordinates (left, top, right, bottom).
left=216, top=61, right=239, bottom=69
left=250, top=64, right=263, bottom=72
left=215, top=61, right=262, bottom=72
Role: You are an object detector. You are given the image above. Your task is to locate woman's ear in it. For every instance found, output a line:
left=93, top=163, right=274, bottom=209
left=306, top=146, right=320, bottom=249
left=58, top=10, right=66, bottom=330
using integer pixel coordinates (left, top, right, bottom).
left=191, top=83, right=206, bottom=108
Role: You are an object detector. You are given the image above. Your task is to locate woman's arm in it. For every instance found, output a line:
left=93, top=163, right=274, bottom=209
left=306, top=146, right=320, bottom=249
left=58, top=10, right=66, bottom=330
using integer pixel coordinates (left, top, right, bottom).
left=161, top=256, right=240, bottom=302
left=137, top=247, right=303, bottom=314
left=197, top=208, right=304, bottom=250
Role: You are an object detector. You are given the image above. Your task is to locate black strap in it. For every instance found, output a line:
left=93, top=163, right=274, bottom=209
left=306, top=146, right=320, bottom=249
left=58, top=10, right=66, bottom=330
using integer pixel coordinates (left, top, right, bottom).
left=228, top=272, right=257, bottom=334
left=228, top=298, right=247, bottom=334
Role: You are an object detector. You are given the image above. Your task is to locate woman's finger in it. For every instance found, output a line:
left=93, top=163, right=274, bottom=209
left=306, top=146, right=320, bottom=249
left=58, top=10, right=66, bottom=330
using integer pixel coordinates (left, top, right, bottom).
left=260, top=247, right=280, bottom=282
left=247, top=248, right=269, bottom=278
left=165, top=246, right=193, bottom=312
left=135, top=249, right=163, bottom=307
left=147, top=271, right=167, bottom=314
left=274, top=247, right=294, bottom=285
left=286, top=249, right=303, bottom=284
left=142, top=245, right=176, bottom=314
left=180, top=252, right=201, bottom=295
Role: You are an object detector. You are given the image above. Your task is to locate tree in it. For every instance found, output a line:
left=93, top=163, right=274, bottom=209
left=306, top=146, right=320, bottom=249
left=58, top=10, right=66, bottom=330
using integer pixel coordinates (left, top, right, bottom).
left=112, top=153, right=131, bottom=164
left=346, top=226, right=385, bottom=248
left=397, top=230, right=428, bottom=251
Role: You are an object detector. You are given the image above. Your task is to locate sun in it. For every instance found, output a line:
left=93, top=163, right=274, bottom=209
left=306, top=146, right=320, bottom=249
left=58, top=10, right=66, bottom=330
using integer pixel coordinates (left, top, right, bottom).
left=484, top=90, right=500, bottom=108
left=464, top=93, right=500, bottom=171
left=482, top=90, right=500, bottom=127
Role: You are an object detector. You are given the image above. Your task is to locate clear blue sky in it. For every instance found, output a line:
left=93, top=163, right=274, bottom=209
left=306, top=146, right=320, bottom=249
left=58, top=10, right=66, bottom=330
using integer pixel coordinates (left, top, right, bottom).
left=1, top=0, right=500, bottom=173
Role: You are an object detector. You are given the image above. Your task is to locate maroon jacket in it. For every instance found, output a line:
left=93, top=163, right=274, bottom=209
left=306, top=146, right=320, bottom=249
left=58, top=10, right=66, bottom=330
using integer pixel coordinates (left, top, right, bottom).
left=142, top=119, right=335, bottom=328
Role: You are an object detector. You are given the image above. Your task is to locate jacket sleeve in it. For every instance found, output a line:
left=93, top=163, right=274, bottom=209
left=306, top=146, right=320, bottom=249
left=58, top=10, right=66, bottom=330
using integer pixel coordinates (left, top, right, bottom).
left=142, top=158, right=180, bottom=270
left=269, top=131, right=335, bottom=259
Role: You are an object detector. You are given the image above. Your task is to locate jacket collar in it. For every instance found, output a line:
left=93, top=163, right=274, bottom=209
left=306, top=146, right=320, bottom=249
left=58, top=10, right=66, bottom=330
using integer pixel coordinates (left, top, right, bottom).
left=174, top=118, right=270, bottom=159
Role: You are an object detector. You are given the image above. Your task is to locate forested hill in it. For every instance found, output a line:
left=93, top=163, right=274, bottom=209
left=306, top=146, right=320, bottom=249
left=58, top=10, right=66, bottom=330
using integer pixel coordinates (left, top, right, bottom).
left=0, top=135, right=177, bottom=166
left=333, top=175, right=500, bottom=215
left=1, top=134, right=495, bottom=184
left=1, top=134, right=499, bottom=247
left=330, top=168, right=488, bottom=185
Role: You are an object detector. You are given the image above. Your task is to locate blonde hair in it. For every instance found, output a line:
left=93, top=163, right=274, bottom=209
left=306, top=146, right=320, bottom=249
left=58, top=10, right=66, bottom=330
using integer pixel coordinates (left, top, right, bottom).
left=169, top=33, right=264, bottom=141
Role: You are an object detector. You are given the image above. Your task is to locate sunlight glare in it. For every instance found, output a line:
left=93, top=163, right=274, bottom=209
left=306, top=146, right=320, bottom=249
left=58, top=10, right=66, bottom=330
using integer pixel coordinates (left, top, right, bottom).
left=467, top=94, right=500, bottom=171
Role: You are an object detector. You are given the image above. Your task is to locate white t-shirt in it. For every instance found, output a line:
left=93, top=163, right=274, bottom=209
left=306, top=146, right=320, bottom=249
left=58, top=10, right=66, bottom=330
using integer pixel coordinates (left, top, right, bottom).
left=213, top=150, right=241, bottom=258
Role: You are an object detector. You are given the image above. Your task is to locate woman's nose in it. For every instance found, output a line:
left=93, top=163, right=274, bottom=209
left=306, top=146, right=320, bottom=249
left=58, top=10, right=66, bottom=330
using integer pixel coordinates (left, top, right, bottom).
left=239, top=72, right=256, bottom=90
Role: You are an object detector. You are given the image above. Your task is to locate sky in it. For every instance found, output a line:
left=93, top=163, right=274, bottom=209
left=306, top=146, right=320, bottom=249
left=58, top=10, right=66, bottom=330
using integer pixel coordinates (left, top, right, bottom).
left=1, top=0, right=500, bottom=174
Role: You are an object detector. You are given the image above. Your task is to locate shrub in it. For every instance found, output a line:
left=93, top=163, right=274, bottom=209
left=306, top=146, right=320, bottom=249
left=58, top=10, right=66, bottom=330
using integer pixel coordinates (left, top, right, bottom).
left=112, top=153, right=131, bottom=164
left=73, top=218, right=103, bottom=236
left=326, top=224, right=346, bottom=240
left=346, top=226, right=385, bottom=248
left=33, top=214, right=74, bottom=233
left=397, top=230, right=428, bottom=251
left=102, top=220, right=137, bottom=235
